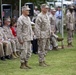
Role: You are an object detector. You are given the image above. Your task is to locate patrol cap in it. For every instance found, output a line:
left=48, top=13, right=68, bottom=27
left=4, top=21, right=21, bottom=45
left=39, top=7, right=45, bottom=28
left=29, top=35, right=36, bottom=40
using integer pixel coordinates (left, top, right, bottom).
left=4, top=18, right=11, bottom=22
left=22, top=5, right=30, bottom=11
left=41, top=4, right=49, bottom=9
left=51, top=7, right=56, bottom=11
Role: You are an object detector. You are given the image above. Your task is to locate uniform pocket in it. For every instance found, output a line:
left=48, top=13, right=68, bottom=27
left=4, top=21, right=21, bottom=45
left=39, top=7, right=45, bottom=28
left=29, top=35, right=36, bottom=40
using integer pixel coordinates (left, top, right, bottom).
left=40, top=31, right=46, bottom=38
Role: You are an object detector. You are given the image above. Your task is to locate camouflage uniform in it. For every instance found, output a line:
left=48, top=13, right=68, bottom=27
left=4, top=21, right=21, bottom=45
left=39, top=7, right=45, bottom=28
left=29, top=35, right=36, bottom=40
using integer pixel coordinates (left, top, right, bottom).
left=49, top=13, right=58, bottom=48
left=0, top=42, right=4, bottom=58
left=3, top=26, right=17, bottom=52
left=0, top=27, right=12, bottom=56
left=35, top=12, right=51, bottom=63
left=17, top=15, right=33, bottom=63
left=66, top=10, right=74, bottom=45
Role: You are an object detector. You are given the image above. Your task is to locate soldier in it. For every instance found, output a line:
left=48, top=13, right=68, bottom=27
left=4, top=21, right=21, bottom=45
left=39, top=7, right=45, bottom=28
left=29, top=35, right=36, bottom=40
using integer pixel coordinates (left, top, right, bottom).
left=17, top=5, right=33, bottom=69
left=0, top=19, right=12, bottom=60
left=35, top=4, right=51, bottom=67
left=0, top=29, right=12, bottom=60
left=49, top=8, right=58, bottom=50
left=3, top=18, right=18, bottom=58
left=49, top=8, right=63, bottom=50
left=0, top=19, right=5, bottom=60
left=66, top=6, right=74, bottom=47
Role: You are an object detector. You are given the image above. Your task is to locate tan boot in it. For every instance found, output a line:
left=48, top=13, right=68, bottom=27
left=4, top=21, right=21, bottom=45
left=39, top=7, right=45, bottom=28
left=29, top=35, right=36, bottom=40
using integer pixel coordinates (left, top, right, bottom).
left=70, top=43, right=73, bottom=47
left=20, top=63, right=27, bottom=69
left=14, top=52, right=19, bottom=58
left=11, top=53, right=17, bottom=59
left=25, top=61, right=32, bottom=69
left=16, top=51, right=20, bottom=56
left=39, top=62, right=47, bottom=67
left=53, top=46, right=58, bottom=51
left=67, top=43, right=73, bottom=47
left=43, top=61, right=50, bottom=66
left=67, top=43, right=70, bottom=47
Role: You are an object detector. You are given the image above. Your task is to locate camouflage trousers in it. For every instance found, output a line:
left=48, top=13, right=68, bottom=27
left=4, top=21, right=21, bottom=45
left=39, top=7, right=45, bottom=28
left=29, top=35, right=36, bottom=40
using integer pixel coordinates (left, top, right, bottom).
left=9, top=40, right=17, bottom=52
left=67, top=30, right=74, bottom=44
left=38, top=38, right=50, bottom=62
left=14, top=38, right=20, bottom=51
left=51, top=36, right=58, bottom=47
left=0, top=41, right=12, bottom=57
left=0, top=42, right=4, bottom=57
left=20, top=41, right=32, bottom=63
left=3, top=41, right=12, bottom=56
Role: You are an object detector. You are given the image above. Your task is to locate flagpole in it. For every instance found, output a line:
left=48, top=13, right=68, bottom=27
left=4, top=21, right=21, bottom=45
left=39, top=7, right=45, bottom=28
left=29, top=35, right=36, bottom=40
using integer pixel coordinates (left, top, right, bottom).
left=61, top=0, right=64, bottom=49
left=19, top=0, right=21, bottom=16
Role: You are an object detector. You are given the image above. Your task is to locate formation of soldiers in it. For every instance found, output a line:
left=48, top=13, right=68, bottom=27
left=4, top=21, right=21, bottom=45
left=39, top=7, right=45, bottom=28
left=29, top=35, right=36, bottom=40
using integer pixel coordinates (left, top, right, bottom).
left=0, top=3, right=76, bottom=69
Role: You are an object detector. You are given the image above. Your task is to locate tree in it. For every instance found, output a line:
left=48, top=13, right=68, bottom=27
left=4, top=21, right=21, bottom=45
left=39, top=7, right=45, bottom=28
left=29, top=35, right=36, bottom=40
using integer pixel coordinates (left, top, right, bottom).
left=0, top=0, right=46, bottom=17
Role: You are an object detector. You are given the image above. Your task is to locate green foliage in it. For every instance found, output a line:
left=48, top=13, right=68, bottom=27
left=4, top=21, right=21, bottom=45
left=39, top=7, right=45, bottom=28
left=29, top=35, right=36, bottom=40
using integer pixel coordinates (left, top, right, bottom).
left=1, top=0, right=46, bottom=6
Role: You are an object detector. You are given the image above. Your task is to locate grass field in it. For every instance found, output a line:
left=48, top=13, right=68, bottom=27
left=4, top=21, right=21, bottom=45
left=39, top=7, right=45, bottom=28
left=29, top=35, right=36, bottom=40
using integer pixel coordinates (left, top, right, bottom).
left=0, top=32, right=76, bottom=75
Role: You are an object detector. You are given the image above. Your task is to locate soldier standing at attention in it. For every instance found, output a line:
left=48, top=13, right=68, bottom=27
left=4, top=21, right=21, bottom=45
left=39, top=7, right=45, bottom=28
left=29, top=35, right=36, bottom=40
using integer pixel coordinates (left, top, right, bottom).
left=35, top=4, right=51, bottom=67
left=66, top=6, right=74, bottom=47
left=17, top=5, right=33, bottom=69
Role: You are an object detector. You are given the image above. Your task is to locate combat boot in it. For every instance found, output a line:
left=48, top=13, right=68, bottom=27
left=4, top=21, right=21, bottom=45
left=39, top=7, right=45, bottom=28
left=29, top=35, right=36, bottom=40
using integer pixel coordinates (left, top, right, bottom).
left=70, top=43, right=73, bottom=47
left=11, top=53, right=17, bottom=59
left=67, top=43, right=70, bottom=47
left=14, top=52, right=19, bottom=58
left=67, top=43, right=73, bottom=47
left=53, top=46, right=58, bottom=51
left=16, top=51, right=20, bottom=56
left=25, top=61, right=32, bottom=69
left=20, top=63, right=27, bottom=69
left=39, top=62, right=47, bottom=67
left=57, top=37, right=64, bottom=42
left=43, top=61, right=50, bottom=66
left=1, top=56, right=6, bottom=61
left=5, top=55, right=11, bottom=59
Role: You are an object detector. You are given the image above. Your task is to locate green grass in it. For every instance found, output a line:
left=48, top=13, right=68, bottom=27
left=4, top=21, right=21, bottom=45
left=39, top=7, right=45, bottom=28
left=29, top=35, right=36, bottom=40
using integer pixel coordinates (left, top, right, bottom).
left=0, top=32, right=76, bottom=75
